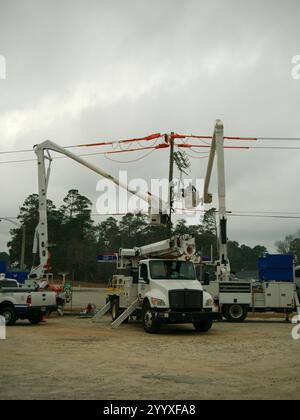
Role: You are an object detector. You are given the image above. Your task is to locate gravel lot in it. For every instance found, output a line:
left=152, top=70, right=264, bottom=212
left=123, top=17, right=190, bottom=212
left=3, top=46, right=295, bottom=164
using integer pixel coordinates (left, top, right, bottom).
left=0, top=309, right=299, bottom=400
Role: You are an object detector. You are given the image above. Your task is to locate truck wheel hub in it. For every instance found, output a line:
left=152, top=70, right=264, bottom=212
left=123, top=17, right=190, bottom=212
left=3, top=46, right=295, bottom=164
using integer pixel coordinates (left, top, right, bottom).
left=230, top=305, right=243, bottom=318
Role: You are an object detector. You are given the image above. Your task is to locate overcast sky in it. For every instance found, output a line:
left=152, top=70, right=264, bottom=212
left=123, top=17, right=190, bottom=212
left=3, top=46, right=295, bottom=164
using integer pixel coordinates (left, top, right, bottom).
left=0, top=0, right=300, bottom=255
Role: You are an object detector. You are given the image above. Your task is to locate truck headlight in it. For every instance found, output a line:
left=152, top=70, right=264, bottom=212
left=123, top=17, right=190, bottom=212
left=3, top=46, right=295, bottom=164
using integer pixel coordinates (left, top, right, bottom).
left=151, top=297, right=166, bottom=307
left=206, top=298, right=214, bottom=307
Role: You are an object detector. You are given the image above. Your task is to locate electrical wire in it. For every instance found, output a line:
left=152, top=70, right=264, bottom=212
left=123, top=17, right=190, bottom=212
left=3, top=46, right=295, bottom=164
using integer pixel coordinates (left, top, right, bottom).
left=228, top=214, right=300, bottom=219
left=104, top=148, right=157, bottom=163
left=0, top=133, right=163, bottom=155
left=245, top=146, right=300, bottom=150
left=1, top=134, right=300, bottom=156
left=184, top=153, right=210, bottom=160
left=1, top=133, right=300, bottom=164
left=0, top=143, right=164, bottom=165
left=3, top=210, right=300, bottom=220
left=229, top=210, right=300, bottom=215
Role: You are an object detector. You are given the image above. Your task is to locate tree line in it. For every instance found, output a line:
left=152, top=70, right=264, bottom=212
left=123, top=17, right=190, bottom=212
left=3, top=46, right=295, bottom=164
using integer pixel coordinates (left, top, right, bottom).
left=3, top=190, right=273, bottom=282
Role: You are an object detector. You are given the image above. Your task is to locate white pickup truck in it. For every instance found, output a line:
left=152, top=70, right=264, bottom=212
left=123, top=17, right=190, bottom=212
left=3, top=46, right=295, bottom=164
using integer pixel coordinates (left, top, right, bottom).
left=0, top=278, right=57, bottom=325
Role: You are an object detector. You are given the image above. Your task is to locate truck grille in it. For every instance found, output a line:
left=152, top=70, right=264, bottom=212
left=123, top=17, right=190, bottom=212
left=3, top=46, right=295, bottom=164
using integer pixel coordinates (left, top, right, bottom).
left=169, top=289, right=203, bottom=310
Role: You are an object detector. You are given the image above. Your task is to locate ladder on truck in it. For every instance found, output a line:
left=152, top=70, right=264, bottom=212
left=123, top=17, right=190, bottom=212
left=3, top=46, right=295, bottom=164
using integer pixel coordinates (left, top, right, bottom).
left=91, top=298, right=140, bottom=328
left=91, top=301, right=111, bottom=323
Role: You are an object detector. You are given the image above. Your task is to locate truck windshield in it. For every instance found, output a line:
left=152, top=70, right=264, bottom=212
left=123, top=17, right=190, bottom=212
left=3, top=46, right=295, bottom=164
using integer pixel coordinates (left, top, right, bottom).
left=149, top=260, right=196, bottom=280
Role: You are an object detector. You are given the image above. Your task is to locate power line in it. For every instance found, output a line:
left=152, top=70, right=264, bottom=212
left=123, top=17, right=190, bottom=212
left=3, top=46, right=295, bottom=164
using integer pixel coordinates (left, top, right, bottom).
left=227, top=214, right=300, bottom=219
left=229, top=210, right=300, bottom=215
left=0, top=133, right=163, bottom=155
left=1, top=134, right=300, bottom=156
left=2, top=211, right=300, bottom=220
left=247, top=146, right=300, bottom=150
left=104, top=148, right=157, bottom=163
left=257, top=137, right=300, bottom=141
left=0, top=146, right=163, bottom=165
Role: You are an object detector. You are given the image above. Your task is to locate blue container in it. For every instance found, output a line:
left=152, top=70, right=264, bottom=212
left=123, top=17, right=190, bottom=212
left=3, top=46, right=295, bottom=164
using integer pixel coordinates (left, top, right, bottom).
left=0, top=260, right=6, bottom=273
left=5, top=271, right=29, bottom=284
left=258, top=254, right=294, bottom=282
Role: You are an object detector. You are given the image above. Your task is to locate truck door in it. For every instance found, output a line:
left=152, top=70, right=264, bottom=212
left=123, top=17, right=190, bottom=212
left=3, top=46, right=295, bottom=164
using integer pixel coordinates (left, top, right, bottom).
left=138, top=263, right=149, bottom=298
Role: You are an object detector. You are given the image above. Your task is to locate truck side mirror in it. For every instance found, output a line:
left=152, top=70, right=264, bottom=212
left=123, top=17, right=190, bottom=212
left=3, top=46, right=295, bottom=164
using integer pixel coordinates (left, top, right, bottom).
left=143, top=275, right=150, bottom=284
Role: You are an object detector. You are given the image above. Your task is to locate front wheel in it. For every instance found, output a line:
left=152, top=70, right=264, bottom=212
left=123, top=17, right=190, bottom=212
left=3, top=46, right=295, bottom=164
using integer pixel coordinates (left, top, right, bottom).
left=0, top=306, right=17, bottom=326
left=222, top=304, right=248, bottom=322
left=193, top=320, right=213, bottom=332
left=142, top=303, right=161, bottom=334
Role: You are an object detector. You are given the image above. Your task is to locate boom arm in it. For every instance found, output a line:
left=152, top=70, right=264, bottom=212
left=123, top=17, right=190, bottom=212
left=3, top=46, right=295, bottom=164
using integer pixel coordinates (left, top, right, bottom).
left=118, top=234, right=197, bottom=269
left=203, top=120, right=230, bottom=281
left=29, top=140, right=168, bottom=282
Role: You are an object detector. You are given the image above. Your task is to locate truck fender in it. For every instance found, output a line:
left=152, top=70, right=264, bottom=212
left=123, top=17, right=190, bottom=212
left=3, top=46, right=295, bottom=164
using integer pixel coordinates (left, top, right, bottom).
left=0, top=297, right=17, bottom=307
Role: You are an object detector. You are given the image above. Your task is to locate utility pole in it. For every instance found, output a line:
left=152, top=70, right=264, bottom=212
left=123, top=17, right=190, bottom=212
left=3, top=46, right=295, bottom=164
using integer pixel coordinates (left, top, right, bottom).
left=168, top=132, right=175, bottom=237
left=20, top=225, right=26, bottom=270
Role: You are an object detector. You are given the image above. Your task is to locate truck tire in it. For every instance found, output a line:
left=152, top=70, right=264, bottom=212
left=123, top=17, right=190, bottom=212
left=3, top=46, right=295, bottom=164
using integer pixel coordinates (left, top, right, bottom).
left=0, top=306, right=17, bottom=326
left=111, top=298, right=128, bottom=323
left=142, top=303, right=161, bottom=334
left=193, top=320, right=213, bottom=332
left=222, top=304, right=248, bottom=322
left=28, top=315, right=43, bottom=325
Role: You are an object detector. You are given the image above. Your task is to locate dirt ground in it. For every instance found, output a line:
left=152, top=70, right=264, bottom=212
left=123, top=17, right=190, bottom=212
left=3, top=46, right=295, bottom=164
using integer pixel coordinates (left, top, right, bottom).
left=0, top=314, right=299, bottom=400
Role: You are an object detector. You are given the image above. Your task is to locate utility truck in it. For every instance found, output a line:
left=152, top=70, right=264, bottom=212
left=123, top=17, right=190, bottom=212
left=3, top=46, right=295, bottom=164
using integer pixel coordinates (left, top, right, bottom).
left=199, top=120, right=300, bottom=322
left=29, top=136, right=218, bottom=333
left=93, top=234, right=219, bottom=333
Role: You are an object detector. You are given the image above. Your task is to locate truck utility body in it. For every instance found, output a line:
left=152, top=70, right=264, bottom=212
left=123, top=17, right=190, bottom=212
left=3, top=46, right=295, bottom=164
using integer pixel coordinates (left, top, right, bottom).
left=95, top=235, right=220, bottom=333
left=0, top=279, right=57, bottom=325
left=203, top=278, right=298, bottom=322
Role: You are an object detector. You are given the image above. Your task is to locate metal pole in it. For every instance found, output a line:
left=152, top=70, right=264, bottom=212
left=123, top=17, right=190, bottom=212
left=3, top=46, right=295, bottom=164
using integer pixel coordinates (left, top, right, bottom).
left=20, top=225, right=26, bottom=270
left=168, top=132, right=175, bottom=236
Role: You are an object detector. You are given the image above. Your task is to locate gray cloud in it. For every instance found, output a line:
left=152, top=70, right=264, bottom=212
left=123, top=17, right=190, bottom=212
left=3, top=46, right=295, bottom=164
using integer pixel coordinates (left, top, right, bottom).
left=0, top=0, right=300, bottom=253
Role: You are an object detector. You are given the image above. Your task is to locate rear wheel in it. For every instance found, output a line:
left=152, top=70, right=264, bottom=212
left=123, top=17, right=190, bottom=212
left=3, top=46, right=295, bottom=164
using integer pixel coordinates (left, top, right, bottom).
left=193, top=320, right=213, bottom=332
left=0, top=306, right=17, bottom=326
left=222, top=304, right=248, bottom=322
left=142, top=303, right=161, bottom=334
